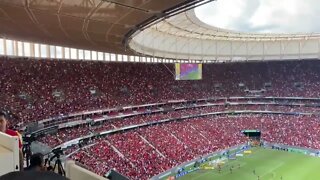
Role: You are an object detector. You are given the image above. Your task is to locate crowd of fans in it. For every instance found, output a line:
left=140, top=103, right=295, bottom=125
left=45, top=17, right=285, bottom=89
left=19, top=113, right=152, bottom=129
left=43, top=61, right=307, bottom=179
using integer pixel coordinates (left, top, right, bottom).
left=71, top=138, right=137, bottom=177
left=2, top=58, right=320, bottom=126
left=2, top=57, right=320, bottom=179
left=37, top=106, right=221, bottom=147
left=70, top=114, right=320, bottom=180
left=37, top=103, right=318, bottom=148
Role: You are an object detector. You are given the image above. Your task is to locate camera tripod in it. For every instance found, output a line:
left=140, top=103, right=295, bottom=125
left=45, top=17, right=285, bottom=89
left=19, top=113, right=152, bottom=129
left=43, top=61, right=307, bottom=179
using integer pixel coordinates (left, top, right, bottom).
left=48, top=153, right=65, bottom=176
left=53, top=154, right=65, bottom=176
left=23, top=143, right=32, bottom=167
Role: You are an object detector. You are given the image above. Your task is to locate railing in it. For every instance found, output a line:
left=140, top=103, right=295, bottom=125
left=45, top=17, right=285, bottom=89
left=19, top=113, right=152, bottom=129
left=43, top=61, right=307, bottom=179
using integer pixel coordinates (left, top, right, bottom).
left=65, top=160, right=108, bottom=180
left=26, top=96, right=320, bottom=134
left=53, top=110, right=314, bottom=150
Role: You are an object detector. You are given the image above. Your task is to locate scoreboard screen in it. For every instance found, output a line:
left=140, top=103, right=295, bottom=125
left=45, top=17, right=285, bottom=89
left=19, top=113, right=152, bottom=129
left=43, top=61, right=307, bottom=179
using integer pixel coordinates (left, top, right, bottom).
left=175, top=63, right=202, bottom=80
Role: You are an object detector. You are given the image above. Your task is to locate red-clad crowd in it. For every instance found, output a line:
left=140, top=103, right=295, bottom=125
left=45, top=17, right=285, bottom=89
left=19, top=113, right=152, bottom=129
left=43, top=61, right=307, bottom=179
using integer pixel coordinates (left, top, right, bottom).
left=69, top=115, right=320, bottom=180
left=38, top=104, right=318, bottom=148
left=72, top=138, right=137, bottom=177
left=2, top=58, right=320, bottom=126
left=2, top=57, right=320, bottom=179
left=38, top=106, right=223, bottom=147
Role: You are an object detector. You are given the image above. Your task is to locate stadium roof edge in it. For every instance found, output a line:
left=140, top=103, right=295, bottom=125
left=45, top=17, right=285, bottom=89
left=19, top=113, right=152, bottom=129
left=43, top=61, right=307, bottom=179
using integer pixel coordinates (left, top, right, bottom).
left=129, top=9, right=320, bottom=62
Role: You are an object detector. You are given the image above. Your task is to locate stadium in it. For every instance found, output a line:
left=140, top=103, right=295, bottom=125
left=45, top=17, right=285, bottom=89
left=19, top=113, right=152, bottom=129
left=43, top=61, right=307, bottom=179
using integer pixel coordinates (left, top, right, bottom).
left=0, top=0, right=320, bottom=180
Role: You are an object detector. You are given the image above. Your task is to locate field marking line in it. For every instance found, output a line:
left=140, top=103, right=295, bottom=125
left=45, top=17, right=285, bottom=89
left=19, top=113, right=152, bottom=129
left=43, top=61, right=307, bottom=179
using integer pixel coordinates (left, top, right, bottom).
left=191, top=170, right=218, bottom=180
left=259, top=162, right=284, bottom=178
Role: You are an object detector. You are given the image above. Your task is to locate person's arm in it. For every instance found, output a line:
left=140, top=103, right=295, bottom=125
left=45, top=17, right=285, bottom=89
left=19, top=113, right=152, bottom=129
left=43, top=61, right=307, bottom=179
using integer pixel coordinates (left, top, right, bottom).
left=19, top=149, right=24, bottom=171
left=16, top=132, right=24, bottom=171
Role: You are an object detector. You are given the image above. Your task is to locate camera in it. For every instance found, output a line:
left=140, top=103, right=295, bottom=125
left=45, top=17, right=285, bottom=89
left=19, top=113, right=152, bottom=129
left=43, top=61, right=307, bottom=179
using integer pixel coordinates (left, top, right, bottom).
left=23, top=134, right=37, bottom=144
left=52, top=147, right=64, bottom=156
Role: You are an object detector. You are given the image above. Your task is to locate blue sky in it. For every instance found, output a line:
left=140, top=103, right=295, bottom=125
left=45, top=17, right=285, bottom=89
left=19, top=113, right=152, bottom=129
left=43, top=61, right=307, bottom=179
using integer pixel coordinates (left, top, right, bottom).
left=195, top=0, right=320, bottom=33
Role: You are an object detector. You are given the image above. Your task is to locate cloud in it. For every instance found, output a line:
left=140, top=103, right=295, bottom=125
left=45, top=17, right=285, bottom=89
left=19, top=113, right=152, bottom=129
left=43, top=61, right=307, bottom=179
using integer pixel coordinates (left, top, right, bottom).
left=195, top=0, right=320, bottom=33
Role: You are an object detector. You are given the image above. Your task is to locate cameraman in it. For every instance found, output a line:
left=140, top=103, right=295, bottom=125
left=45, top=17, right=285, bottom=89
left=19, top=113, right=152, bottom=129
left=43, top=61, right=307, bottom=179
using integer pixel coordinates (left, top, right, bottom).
left=25, top=153, right=46, bottom=171
left=0, top=112, right=24, bottom=171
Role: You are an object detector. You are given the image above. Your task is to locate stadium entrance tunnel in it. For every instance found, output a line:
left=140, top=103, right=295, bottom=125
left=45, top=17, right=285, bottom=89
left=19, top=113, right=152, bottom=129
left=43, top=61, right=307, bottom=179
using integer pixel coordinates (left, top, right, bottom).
left=241, top=130, right=261, bottom=146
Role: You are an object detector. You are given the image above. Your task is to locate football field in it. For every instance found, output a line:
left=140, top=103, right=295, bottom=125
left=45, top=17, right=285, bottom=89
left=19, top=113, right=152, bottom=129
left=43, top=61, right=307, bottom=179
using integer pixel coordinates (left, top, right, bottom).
left=179, top=148, right=320, bottom=180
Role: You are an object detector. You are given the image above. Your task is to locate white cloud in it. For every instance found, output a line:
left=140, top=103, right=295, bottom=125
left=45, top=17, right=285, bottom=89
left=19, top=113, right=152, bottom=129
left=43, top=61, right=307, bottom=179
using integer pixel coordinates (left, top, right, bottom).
left=195, top=0, right=320, bottom=33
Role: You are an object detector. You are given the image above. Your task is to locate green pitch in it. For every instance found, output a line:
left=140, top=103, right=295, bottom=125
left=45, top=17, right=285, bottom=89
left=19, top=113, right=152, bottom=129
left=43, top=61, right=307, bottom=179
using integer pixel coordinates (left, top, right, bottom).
left=178, top=148, right=320, bottom=180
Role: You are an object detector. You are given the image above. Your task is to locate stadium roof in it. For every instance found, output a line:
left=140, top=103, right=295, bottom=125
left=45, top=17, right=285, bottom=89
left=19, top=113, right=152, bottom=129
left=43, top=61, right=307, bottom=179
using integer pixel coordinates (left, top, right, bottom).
left=195, top=0, right=320, bottom=34
left=0, top=0, right=204, bottom=55
left=1, top=0, right=320, bottom=62
left=128, top=9, right=320, bottom=62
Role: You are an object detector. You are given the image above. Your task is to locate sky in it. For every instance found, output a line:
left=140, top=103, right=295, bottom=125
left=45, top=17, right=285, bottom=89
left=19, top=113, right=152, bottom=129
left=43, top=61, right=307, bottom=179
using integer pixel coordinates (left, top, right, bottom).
left=195, top=0, right=320, bottom=33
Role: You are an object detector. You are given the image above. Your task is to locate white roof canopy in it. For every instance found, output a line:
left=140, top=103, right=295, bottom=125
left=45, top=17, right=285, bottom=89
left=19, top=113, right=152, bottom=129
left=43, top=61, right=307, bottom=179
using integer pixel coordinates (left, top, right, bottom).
left=129, top=10, right=320, bottom=62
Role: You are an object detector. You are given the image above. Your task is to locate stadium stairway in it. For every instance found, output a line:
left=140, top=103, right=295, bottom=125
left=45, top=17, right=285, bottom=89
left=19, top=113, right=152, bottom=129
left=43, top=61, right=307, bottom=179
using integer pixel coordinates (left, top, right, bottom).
left=138, top=134, right=166, bottom=159
left=104, top=140, right=136, bottom=168
left=190, top=125, right=210, bottom=141
left=162, top=125, right=183, bottom=143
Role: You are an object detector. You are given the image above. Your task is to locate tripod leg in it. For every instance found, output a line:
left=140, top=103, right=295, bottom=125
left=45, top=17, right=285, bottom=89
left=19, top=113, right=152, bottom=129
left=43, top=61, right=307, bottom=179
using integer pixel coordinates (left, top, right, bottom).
left=59, top=161, right=66, bottom=176
left=53, top=160, right=58, bottom=172
left=57, top=159, right=65, bottom=176
left=59, top=163, right=65, bottom=176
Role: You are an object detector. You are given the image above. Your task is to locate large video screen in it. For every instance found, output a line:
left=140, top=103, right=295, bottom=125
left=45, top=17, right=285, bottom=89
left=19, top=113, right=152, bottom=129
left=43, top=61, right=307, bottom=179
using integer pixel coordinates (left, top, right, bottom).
left=175, top=63, right=202, bottom=80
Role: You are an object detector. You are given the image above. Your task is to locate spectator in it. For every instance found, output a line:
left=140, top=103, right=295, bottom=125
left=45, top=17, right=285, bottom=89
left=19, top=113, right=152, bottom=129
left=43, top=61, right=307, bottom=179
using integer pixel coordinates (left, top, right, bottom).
left=0, top=111, right=24, bottom=171
left=25, top=153, right=45, bottom=172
